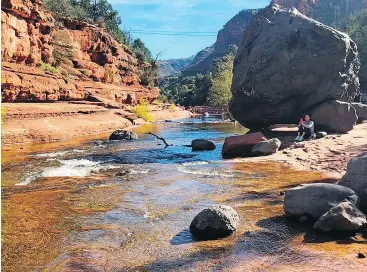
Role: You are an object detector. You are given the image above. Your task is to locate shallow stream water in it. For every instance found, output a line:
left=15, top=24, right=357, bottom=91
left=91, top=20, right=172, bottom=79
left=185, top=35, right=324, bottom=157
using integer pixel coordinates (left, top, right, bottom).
left=2, top=118, right=366, bottom=271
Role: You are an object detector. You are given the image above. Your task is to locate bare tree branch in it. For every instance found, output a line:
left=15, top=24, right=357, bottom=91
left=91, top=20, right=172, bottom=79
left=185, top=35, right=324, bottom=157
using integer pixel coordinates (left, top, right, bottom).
left=146, top=132, right=172, bottom=147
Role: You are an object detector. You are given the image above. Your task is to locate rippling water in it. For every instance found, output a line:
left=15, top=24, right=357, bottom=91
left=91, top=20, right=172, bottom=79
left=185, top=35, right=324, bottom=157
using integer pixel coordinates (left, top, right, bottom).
left=2, top=118, right=366, bottom=271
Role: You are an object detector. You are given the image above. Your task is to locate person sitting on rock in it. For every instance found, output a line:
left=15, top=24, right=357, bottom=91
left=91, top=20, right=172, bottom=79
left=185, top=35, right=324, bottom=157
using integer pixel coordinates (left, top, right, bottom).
left=295, top=114, right=316, bottom=141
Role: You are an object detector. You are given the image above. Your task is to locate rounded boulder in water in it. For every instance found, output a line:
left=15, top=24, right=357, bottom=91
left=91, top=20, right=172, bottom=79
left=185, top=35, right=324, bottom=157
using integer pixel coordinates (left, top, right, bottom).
left=191, top=139, right=216, bottom=151
left=109, top=130, right=138, bottom=141
left=190, top=205, right=239, bottom=240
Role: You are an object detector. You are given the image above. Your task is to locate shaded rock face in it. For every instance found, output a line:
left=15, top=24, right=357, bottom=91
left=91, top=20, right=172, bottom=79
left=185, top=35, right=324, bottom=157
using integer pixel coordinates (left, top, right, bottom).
left=222, top=132, right=267, bottom=158
left=251, top=138, right=281, bottom=156
left=190, top=205, right=239, bottom=240
left=109, top=130, right=138, bottom=141
left=1, top=0, right=159, bottom=104
left=311, top=100, right=358, bottom=133
left=230, top=5, right=360, bottom=129
left=313, top=201, right=367, bottom=232
left=191, top=139, right=216, bottom=151
left=284, top=183, right=359, bottom=218
left=352, top=102, right=367, bottom=121
left=272, top=0, right=367, bottom=28
left=339, top=153, right=367, bottom=212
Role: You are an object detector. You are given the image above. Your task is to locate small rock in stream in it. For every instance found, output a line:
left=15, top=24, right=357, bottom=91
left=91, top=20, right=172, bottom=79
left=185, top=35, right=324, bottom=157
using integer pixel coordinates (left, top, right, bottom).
left=190, top=205, right=239, bottom=240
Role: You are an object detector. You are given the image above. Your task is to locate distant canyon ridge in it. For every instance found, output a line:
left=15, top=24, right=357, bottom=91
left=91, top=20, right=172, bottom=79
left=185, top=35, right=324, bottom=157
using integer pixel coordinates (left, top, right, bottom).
left=160, top=0, right=367, bottom=92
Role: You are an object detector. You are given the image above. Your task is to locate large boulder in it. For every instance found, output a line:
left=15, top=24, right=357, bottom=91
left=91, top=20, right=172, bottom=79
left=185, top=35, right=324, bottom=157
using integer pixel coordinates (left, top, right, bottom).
left=190, top=205, right=239, bottom=240
left=311, top=100, right=358, bottom=133
left=251, top=138, right=281, bottom=156
left=284, top=183, right=359, bottom=218
left=191, top=139, right=216, bottom=151
left=313, top=201, right=367, bottom=232
left=109, top=130, right=138, bottom=141
left=229, top=5, right=360, bottom=128
left=339, top=153, right=367, bottom=212
left=222, top=132, right=267, bottom=158
left=351, top=102, right=367, bottom=122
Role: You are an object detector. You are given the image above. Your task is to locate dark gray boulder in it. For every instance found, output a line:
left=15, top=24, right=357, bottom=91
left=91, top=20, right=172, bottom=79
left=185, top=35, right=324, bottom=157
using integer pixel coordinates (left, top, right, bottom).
left=190, top=205, right=239, bottom=240
left=109, top=130, right=138, bottom=141
left=311, top=100, right=358, bottom=133
left=284, top=183, right=359, bottom=218
left=191, top=139, right=216, bottom=151
left=351, top=102, right=367, bottom=122
left=230, top=5, right=360, bottom=128
left=339, top=153, right=367, bottom=212
left=251, top=138, right=281, bottom=156
left=313, top=201, right=367, bottom=232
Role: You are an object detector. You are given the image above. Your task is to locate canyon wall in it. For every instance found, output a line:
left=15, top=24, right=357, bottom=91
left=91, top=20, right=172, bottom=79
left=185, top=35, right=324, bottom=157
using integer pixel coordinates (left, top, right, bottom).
left=1, top=0, right=159, bottom=105
left=182, top=10, right=256, bottom=77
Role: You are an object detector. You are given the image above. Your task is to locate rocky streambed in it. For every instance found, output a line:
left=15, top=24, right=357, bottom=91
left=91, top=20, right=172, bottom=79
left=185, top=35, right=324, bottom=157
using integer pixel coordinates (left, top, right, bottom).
left=2, top=119, right=367, bottom=271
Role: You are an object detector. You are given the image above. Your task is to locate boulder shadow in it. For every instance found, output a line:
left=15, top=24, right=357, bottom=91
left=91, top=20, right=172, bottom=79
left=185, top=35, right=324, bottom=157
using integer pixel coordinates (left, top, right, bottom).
left=170, top=228, right=198, bottom=245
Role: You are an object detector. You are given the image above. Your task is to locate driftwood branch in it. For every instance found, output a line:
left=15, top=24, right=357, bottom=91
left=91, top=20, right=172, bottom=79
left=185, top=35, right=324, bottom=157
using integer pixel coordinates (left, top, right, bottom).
left=146, top=132, right=172, bottom=147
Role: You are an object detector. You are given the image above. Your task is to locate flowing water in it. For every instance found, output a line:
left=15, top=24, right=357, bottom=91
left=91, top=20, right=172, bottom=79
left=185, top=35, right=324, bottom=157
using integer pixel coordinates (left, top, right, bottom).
left=2, top=118, right=366, bottom=271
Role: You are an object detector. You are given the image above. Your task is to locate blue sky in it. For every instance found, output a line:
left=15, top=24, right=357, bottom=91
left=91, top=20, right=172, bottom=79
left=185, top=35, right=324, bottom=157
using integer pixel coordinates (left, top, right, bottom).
left=111, top=0, right=270, bottom=60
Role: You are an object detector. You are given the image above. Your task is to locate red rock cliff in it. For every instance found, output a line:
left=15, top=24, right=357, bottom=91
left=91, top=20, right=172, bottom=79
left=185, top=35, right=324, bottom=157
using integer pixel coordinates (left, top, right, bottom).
left=1, top=0, right=159, bottom=104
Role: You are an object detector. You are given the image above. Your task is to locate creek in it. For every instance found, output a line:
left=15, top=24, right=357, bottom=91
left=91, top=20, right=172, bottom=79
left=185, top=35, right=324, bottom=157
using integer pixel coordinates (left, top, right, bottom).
left=1, top=118, right=366, bottom=271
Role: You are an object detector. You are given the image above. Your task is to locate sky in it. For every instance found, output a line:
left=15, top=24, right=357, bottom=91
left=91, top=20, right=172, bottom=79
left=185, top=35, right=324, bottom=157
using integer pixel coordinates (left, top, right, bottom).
left=111, top=0, right=270, bottom=60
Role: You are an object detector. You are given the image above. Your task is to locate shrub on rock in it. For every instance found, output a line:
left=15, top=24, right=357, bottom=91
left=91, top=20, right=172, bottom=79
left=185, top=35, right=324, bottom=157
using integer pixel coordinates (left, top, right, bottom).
left=190, top=205, right=239, bottom=240
left=284, top=183, right=358, bottom=218
left=109, top=130, right=138, bottom=141
left=251, top=138, right=281, bottom=156
left=191, top=139, right=216, bottom=151
left=313, top=201, right=367, bottom=232
left=339, top=153, right=367, bottom=212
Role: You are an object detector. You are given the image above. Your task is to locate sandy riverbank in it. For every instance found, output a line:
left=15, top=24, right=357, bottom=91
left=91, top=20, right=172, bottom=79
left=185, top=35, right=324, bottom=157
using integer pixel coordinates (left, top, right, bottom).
left=243, top=122, right=367, bottom=178
left=1, top=102, right=192, bottom=145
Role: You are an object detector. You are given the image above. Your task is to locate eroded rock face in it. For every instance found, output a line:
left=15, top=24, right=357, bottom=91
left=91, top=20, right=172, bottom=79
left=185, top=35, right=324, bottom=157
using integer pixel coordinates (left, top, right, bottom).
left=311, top=100, right=358, bottom=133
left=230, top=5, right=360, bottom=128
left=284, top=183, right=359, bottom=218
left=313, top=201, right=367, bottom=232
left=339, top=153, right=367, bottom=212
left=1, top=0, right=159, bottom=104
left=190, top=205, right=239, bottom=240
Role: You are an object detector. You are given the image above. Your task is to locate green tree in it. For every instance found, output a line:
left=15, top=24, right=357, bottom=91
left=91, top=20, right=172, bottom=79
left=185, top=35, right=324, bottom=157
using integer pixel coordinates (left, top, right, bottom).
left=346, top=10, right=367, bottom=71
left=207, top=45, right=237, bottom=107
left=44, top=0, right=128, bottom=44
